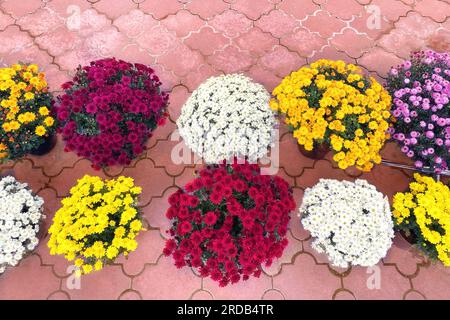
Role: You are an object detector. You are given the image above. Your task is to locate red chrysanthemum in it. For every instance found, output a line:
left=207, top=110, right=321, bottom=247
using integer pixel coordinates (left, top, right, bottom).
left=56, top=57, right=169, bottom=169
left=164, top=161, right=296, bottom=285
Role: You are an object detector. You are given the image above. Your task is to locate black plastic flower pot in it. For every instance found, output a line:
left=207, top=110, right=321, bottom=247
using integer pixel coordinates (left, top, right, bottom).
left=29, top=134, right=57, bottom=156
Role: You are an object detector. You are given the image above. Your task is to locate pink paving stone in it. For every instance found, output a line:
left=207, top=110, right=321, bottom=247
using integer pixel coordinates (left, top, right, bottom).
left=380, top=142, right=413, bottom=164
left=161, top=9, right=206, bottom=37
left=302, top=237, right=351, bottom=275
left=36, top=187, right=61, bottom=233
left=184, top=26, right=229, bottom=56
left=415, top=0, right=449, bottom=22
left=152, top=63, right=180, bottom=91
left=230, top=0, right=274, bottom=20
left=0, top=255, right=60, bottom=300
left=259, top=45, right=306, bottom=78
left=45, top=0, right=92, bottom=17
left=280, top=27, right=327, bottom=58
left=333, top=289, right=356, bottom=300
left=118, top=290, right=142, bottom=300
left=382, top=234, right=428, bottom=277
left=0, top=25, right=33, bottom=55
left=148, top=138, right=196, bottom=176
left=121, top=159, right=174, bottom=205
left=135, top=25, right=178, bottom=55
left=273, top=253, right=341, bottom=299
left=289, top=189, right=312, bottom=241
left=297, top=160, right=350, bottom=189
left=0, top=11, right=14, bottom=31
left=12, top=160, right=49, bottom=192
left=115, top=229, right=165, bottom=276
left=182, top=63, right=221, bottom=92
left=139, top=0, right=184, bottom=19
left=191, top=290, right=214, bottom=300
left=146, top=121, right=178, bottom=151
left=207, top=45, right=255, bottom=73
left=323, top=0, right=364, bottom=20
left=62, top=265, right=131, bottom=300
left=48, top=159, right=108, bottom=197
left=378, top=13, right=440, bottom=58
left=234, top=28, right=278, bottom=56
left=209, top=10, right=252, bottom=38
left=255, top=10, right=299, bottom=38
left=186, top=0, right=229, bottom=20
left=427, top=29, right=450, bottom=53
left=404, top=290, right=426, bottom=300
left=133, top=256, right=202, bottom=299
left=41, top=64, right=70, bottom=93
left=412, top=264, right=450, bottom=299
left=114, top=44, right=155, bottom=66
left=168, top=85, right=190, bottom=121
left=93, top=0, right=138, bottom=20
left=358, top=47, right=403, bottom=76
left=262, top=232, right=302, bottom=276
left=47, top=291, right=71, bottom=300
left=370, top=0, right=411, bottom=21
left=262, top=289, right=285, bottom=300
left=330, top=28, right=373, bottom=58
left=35, top=27, right=80, bottom=57
left=113, top=10, right=159, bottom=39
left=361, top=165, right=411, bottom=201
left=203, top=273, right=272, bottom=299
left=35, top=234, right=78, bottom=278
left=173, top=165, right=204, bottom=189
left=27, top=138, right=80, bottom=177
left=344, top=264, right=411, bottom=300
left=246, top=65, right=282, bottom=92
left=1, top=0, right=42, bottom=18
left=16, top=8, right=64, bottom=37
left=143, top=186, right=179, bottom=237
left=302, top=11, right=346, bottom=38
left=278, top=0, right=319, bottom=20
left=158, top=43, right=204, bottom=77
left=278, top=133, right=315, bottom=177
left=350, top=11, right=394, bottom=41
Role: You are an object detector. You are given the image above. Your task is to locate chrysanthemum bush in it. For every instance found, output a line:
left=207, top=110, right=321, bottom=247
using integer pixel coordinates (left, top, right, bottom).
left=164, top=161, right=296, bottom=286
left=300, top=179, right=394, bottom=268
left=393, top=174, right=450, bottom=266
left=0, top=63, right=56, bottom=160
left=386, top=50, right=450, bottom=173
left=56, top=58, right=169, bottom=170
left=48, top=175, right=143, bottom=275
left=271, top=59, right=392, bottom=171
left=177, top=74, right=276, bottom=164
left=0, top=176, right=44, bottom=274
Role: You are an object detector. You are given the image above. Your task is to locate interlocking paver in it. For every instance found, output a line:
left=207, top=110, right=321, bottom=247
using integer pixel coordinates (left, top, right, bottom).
left=0, top=0, right=447, bottom=300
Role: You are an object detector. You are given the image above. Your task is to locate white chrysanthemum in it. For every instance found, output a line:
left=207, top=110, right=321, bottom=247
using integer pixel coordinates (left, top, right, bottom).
left=177, top=74, right=276, bottom=163
left=300, top=179, right=394, bottom=268
left=0, top=176, right=45, bottom=274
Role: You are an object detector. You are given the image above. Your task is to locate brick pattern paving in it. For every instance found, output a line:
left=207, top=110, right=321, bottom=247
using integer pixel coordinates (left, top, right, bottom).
left=0, top=0, right=449, bottom=300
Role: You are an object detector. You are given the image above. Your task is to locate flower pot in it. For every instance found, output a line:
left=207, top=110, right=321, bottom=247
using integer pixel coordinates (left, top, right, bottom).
left=29, top=134, right=57, bottom=156
left=399, top=229, right=417, bottom=245
left=298, top=142, right=329, bottom=160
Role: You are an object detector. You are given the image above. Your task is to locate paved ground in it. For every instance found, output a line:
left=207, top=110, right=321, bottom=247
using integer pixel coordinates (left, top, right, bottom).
left=0, top=0, right=449, bottom=300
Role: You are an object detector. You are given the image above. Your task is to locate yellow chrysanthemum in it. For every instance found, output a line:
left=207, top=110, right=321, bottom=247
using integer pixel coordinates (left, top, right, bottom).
left=47, top=175, right=143, bottom=275
left=271, top=59, right=391, bottom=172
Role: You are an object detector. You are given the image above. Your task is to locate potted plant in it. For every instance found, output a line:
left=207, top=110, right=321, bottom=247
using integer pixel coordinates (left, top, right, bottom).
left=163, top=161, right=296, bottom=286
left=392, top=174, right=450, bottom=266
left=385, top=50, right=450, bottom=174
left=177, top=74, right=276, bottom=164
left=0, top=63, right=57, bottom=160
left=47, top=175, right=143, bottom=275
left=0, top=176, right=45, bottom=274
left=56, top=58, right=169, bottom=170
left=300, top=179, right=394, bottom=268
left=270, top=59, right=392, bottom=171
